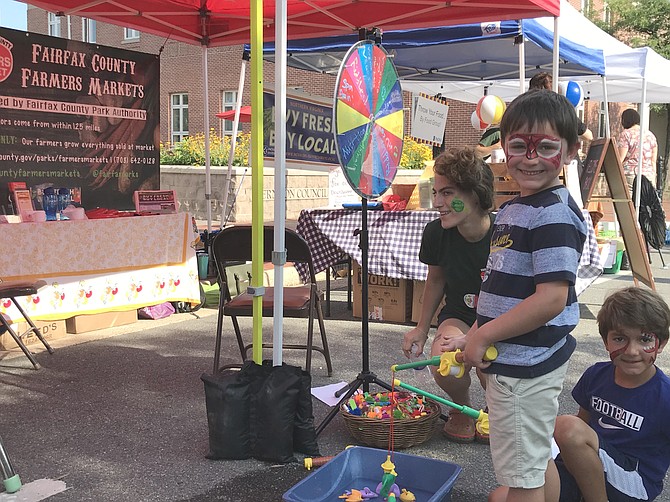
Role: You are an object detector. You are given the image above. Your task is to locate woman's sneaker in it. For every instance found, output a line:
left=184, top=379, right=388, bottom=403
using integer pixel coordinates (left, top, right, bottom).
left=442, top=411, right=475, bottom=443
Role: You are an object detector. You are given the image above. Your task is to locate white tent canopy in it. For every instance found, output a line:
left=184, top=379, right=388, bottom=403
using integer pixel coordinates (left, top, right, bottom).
left=402, top=1, right=670, bottom=105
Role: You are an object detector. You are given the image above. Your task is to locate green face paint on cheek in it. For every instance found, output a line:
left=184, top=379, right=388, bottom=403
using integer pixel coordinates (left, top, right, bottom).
left=451, top=199, right=465, bottom=212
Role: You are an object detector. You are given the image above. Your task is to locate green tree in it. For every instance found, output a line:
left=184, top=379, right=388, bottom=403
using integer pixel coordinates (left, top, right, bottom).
left=599, top=0, right=670, bottom=56
left=591, top=0, right=670, bottom=187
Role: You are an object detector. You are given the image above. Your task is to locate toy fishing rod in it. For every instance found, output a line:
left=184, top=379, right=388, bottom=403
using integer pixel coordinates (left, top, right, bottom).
left=391, top=346, right=498, bottom=378
left=393, top=378, right=490, bottom=436
left=391, top=347, right=498, bottom=436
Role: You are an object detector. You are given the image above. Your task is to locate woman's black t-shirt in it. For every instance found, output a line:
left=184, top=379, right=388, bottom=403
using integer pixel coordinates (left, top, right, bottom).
left=418, top=215, right=493, bottom=326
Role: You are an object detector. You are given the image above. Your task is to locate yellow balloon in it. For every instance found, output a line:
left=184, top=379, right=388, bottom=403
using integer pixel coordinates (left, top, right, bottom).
left=491, top=96, right=506, bottom=125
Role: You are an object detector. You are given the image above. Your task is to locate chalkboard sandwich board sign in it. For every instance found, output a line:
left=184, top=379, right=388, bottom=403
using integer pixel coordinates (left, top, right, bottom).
left=580, top=138, right=608, bottom=204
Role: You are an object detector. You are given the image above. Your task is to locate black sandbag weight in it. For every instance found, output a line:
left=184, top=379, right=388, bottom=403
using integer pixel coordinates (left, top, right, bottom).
left=201, top=360, right=320, bottom=463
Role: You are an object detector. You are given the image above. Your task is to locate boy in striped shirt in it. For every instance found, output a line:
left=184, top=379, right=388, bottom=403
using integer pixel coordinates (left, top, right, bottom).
left=463, top=89, right=587, bottom=502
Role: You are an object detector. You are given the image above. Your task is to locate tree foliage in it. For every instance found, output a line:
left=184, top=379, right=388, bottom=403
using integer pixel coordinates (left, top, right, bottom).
left=590, top=0, right=670, bottom=188
left=599, top=0, right=670, bottom=59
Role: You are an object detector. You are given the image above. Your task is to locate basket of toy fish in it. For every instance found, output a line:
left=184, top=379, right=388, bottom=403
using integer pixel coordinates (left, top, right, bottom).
left=339, top=390, right=440, bottom=449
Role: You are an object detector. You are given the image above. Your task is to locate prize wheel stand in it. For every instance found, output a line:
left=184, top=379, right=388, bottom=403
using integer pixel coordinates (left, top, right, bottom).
left=316, top=31, right=405, bottom=436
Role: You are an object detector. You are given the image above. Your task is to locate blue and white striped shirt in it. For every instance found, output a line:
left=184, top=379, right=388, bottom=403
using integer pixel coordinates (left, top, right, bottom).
left=477, top=186, right=587, bottom=378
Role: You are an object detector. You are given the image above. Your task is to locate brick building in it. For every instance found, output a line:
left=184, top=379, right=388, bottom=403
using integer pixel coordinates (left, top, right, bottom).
left=24, top=1, right=658, bottom=159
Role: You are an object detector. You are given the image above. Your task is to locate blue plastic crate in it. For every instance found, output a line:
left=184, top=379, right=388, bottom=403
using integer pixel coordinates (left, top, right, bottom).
left=283, top=446, right=462, bottom=502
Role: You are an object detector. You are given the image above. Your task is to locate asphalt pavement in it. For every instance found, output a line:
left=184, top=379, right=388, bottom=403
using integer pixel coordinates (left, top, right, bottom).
left=2, top=246, right=670, bottom=501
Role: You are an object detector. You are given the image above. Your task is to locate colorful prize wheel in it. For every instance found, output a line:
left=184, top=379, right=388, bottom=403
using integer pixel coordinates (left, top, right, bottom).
left=334, top=40, right=404, bottom=199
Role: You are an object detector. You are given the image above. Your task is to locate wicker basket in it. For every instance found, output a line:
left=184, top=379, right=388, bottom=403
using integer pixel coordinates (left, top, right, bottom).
left=339, top=393, right=441, bottom=449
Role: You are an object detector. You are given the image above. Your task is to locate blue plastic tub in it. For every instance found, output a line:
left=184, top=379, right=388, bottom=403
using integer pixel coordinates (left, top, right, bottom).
left=283, top=446, right=462, bottom=502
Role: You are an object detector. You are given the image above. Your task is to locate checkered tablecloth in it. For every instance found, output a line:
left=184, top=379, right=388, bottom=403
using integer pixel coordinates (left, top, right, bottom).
left=296, top=209, right=439, bottom=282
left=296, top=208, right=603, bottom=296
left=576, top=210, right=604, bottom=296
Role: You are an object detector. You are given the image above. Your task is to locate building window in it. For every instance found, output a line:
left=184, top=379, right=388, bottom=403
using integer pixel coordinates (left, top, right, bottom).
left=221, top=91, right=238, bottom=135
left=581, top=0, right=591, bottom=16
left=124, top=28, right=140, bottom=40
left=48, top=12, right=60, bottom=37
left=82, top=18, right=96, bottom=43
left=171, top=94, right=189, bottom=144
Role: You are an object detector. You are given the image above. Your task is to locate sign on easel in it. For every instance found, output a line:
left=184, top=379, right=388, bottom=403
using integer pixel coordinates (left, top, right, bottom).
left=583, top=138, right=655, bottom=290
left=411, top=94, right=449, bottom=146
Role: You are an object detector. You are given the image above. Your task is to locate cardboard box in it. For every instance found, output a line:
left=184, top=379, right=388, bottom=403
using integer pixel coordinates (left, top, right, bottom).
left=411, top=280, right=446, bottom=327
left=65, top=310, right=138, bottom=334
left=0, top=319, right=67, bottom=351
left=352, top=262, right=411, bottom=323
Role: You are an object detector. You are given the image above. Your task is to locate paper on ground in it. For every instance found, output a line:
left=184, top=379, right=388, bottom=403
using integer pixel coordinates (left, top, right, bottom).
left=311, top=381, right=349, bottom=406
left=0, top=479, right=67, bottom=502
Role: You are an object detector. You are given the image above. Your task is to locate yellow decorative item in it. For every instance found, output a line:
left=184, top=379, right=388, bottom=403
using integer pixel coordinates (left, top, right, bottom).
left=400, top=488, right=417, bottom=502
left=379, top=455, right=398, bottom=499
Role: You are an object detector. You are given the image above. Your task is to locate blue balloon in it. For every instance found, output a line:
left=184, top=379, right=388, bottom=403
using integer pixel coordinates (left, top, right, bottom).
left=563, top=81, right=584, bottom=108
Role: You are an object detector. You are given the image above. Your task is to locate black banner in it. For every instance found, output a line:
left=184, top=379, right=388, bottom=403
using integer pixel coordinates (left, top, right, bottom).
left=262, top=91, right=338, bottom=166
left=0, top=27, right=160, bottom=212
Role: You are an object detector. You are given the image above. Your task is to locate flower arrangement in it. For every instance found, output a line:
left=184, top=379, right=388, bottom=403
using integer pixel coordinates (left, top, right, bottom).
left=399, top=138, right=433, bottom=169
left=160, top=132, right=431, bottom=169
left=160, top=130, right=251, bottom=166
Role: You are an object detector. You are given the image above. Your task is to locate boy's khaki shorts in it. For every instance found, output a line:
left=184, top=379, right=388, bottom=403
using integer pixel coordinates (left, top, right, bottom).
left=484, top=362, right=569, bottom=489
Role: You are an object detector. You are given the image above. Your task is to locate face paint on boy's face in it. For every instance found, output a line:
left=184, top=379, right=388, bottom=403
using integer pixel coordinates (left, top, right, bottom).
left=451, top=198, right=465, bottom=212
left=608, top=340, right=628, bottom=361
left=505, top=133, right=564, bottom=170
left=608, top=332, right=660, bottom=364
left=641, top=333, right=660, bottom=365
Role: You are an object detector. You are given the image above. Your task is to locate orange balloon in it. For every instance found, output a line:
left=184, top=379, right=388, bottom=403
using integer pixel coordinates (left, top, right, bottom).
left=476, top=95, right=498, bottom=124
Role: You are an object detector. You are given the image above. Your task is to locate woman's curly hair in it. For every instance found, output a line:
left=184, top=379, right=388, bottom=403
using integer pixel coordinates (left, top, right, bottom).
left=433, top=147, right=495, bottom=211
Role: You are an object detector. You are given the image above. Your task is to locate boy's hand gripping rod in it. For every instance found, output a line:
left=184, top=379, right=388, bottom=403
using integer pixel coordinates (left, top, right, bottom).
left=391, top=347, right=497, bottom=436
left=391, top=346, right=498, bottom=377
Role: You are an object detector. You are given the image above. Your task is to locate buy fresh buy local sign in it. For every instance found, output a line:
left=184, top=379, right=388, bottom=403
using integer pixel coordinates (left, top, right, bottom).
left=262, top=90, right=338, bottom=166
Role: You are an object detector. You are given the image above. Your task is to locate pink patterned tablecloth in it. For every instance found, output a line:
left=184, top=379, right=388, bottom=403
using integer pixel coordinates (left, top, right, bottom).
left=0, top=213, right=201, bottom=322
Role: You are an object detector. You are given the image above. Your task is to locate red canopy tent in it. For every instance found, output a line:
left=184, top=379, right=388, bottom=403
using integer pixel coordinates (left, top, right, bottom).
left=216, top=106, right=252, bottom=122
left=21, top=0, right=561, bottom=230
left=23, top=1, right=559, bottom=46
left=19, top=0, right=561, bottom=367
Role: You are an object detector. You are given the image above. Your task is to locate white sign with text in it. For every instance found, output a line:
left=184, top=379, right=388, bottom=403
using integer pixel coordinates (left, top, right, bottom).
left=411, top=95, right=449, bottom=146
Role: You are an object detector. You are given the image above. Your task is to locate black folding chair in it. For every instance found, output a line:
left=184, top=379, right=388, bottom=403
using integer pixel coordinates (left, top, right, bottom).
left=210, top=225, right=332, bottom=376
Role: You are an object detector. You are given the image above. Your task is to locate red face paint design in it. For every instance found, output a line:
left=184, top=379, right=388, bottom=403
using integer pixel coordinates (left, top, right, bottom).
left=505, top=133, right=563, bottom=170
left=641, top=333, right=660, bottom=365
left=608, top=341, right=628, bottom=361
left=608, top=332, right=660, bottom=364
